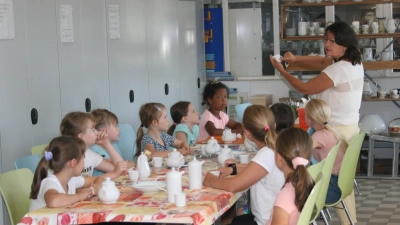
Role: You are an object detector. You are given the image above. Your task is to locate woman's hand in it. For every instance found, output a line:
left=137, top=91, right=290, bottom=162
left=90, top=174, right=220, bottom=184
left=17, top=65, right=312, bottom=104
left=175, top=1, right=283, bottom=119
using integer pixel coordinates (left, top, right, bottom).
left=281, top=51, right=297, bottom=64
left=202, top=172, right=217, bottom=186
left=224, top=159, right=237, bottom=167
left=218, top=167, right=233, bottom=178
left=270, top=55, right=285, bottom=73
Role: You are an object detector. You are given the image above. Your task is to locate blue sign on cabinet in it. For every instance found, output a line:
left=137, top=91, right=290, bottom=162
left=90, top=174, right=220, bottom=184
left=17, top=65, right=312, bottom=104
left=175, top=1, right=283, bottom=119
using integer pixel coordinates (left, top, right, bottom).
left=204, top=8, right=224, bottom=72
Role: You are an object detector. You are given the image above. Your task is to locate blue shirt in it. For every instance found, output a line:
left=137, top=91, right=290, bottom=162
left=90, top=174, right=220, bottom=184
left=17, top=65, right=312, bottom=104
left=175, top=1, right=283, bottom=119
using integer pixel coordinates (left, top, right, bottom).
left=173, top=124, right=199, bottom=146
left=89, top=143, right=122, bottom=176
left=140, top=132, right=175, bottom=153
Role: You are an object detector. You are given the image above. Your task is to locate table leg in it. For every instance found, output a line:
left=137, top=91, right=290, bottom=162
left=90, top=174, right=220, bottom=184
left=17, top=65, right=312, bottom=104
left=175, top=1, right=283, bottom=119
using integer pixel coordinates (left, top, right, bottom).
left=367, top=139, right=375, bottom=177
left=392, top=142, right=400, bottom=178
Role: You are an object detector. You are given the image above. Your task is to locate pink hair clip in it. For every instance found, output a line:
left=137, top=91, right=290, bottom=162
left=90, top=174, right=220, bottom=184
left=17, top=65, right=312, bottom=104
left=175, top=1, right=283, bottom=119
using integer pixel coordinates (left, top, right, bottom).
left=264, top=125, right=270, bottom=131
left=173, top=122, right=177, bottom=125
left=292, top=157, right=309, bottom=169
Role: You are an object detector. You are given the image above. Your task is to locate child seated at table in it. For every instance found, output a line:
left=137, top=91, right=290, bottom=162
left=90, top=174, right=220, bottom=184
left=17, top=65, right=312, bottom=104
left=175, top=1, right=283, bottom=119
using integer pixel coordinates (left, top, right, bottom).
left=90, top=109, right=136, bottom=176
left=30, top=136, right=104, bottom=211
left=167, top=101, right=200, bottom=146
left=305, top=99, right=348, bottom=203
left=197, top=82, right=242, bottom=141
left=270, top=103, right=295, bottom=132
left=60, top=112, right=127, bottom=179
left=135, top=102, right=192, bottom=158
left=266, top=128, right=314, bottom=225
left=203, top=105, right=285, bottom=225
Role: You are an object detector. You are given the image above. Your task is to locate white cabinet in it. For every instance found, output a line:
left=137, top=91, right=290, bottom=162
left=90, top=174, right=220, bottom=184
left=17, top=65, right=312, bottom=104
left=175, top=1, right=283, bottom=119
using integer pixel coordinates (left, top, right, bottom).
left=108, top=0, right=150, bottom=131
left=57, top=0, right=110, bottom=116
left=146, top=0, right=181, bottom=113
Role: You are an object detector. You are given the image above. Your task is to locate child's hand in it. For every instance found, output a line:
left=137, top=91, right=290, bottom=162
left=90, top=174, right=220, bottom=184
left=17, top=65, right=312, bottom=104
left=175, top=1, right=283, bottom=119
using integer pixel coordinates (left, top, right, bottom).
left=114, top=160, right=128, bottom=175
left=77, top=187, right=93, bottom=201
left=96, top=129, right=110, bottom=146
left=178, top=143, right=193, bottom=155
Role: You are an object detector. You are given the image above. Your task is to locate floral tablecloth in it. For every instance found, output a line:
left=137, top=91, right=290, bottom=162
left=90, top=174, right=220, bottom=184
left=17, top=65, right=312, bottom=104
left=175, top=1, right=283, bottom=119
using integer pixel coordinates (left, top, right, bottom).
left=18, top=147, right=253, bottom=225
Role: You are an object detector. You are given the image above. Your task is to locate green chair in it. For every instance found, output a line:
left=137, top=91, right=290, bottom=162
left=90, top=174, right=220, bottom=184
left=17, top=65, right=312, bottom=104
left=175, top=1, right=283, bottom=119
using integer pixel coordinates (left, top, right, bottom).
left=324, top=132, right=366, bottom=225
left=0, top=168, right=34, bottom=225
left=308, top=142, right=341, bottom=224
left=31, top=144, right=48, bottom=156
left=297, top=172, right=324, bottom=225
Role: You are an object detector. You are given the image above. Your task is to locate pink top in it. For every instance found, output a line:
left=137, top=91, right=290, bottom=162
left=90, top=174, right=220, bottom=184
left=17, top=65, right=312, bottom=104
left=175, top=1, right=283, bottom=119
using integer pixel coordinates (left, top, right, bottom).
left=312, top=128, right=344, bottom=175
left=197, top=110, right=229, bottom=141
left=266, top=183, right=300, bottom=225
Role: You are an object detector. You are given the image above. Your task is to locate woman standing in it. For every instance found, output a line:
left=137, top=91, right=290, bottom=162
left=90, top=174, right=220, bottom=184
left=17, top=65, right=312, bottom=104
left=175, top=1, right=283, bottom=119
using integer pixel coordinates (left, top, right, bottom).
left=270, top=21, right=363, bottom=225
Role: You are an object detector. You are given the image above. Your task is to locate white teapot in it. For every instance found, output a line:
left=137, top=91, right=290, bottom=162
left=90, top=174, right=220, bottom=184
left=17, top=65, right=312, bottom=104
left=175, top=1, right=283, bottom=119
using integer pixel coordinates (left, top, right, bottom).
left=218, top=145, right=234, bottom=165
left=188, top=156, right=204, bottom=190
left=137, top=152, right=151, bottom=178
left=205, top=136, right=220, bottom=155
left=385, top=18, right=399, bottom=33
left=222, top=129, right=236, bottom=143
left=166, top=148, right=185, bottom=168
left=98, top=177, right=120, bottom=204
left=155, top=168, right=188, bottom=203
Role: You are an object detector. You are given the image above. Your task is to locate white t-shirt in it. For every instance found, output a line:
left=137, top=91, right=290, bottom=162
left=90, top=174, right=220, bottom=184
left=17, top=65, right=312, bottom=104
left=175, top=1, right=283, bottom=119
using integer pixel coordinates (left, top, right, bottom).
left=29, top=173, right=84, bottom=212
left=318, top=61, right=364, bottom=125
left=250, top=146, right=285, bottom=225
left=82, top=149, right=103, bottom=177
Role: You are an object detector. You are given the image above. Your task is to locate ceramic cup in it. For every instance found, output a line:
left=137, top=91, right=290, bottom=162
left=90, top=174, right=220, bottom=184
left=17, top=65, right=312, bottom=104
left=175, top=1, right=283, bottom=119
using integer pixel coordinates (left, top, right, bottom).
left=272, top=54, right=282, bottom=62
left=380, top=50, right=395, bottom=61
left=311, top=22, right=320, bottom=29
left=318, top=27, right=325, bottom=36
left=239, top=154, right=249, bottom=164
left=309, top=27, right=316, bottom=36
left=362, top=25, right=369, bottom=34
left=352, top=21, right=360, bottom=27
left=352, top=25, right=359, bottom=34
left=174, top=192, right=186, bottom=207
left=372, top=22, right=379, bottom=34
left=128, top=169, right=140, bottom=182
left=152, top=157, right=163, bottom=167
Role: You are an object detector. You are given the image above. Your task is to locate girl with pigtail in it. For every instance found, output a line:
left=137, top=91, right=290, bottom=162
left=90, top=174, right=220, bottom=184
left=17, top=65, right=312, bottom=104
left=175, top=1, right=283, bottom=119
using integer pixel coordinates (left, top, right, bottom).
left=203, top=105, right=285, bottom=225
left=305, top=98, right=348, bottom=203
left=29, top=136, right=104, bottom=212
left=266, top=127, right=314, bottom=225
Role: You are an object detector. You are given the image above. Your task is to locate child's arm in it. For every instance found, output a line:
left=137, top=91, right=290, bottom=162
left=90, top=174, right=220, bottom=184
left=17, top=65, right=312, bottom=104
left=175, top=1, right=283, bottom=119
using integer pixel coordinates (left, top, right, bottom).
left=172, top=139, right=193, bottom=155
left=145, top=144, right=170, bottom=157
left=96, top=129, right=124, bottom=165
left=204, top=121, right=224, bottom=136
left=98, top=160, right=127, bottom=179
left=81, top=176, right=105, bottom=194
left=269, top=206, right=290, bottom=225
left=44, top=189, right=92, bottom=208
left=226, top=119, right=242, bottom=134
left=174, top=132, right=188, bottom=144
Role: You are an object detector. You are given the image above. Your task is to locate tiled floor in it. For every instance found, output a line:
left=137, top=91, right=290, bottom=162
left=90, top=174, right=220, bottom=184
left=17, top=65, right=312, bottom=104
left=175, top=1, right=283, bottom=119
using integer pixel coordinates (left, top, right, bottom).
left=315, top=179, right=400, bottom=225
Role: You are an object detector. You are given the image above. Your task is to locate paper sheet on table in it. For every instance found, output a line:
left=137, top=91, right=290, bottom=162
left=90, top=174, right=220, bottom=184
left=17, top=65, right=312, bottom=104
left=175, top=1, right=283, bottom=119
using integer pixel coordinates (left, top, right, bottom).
left=0, top=0, right=15, bottom=39
left=108, top=5, right=121, bottom=39
left=60, top=4, right=74, bottom=43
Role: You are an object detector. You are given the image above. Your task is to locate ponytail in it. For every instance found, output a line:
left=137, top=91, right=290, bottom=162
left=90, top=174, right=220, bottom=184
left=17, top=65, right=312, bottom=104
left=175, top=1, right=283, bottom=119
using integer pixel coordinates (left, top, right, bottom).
left=30, top=157, right=49, bottom=199
left=135, top=126, right=145, bottom=156
left=167, top=124, right=177, bottom=136
left=264, top=128, right=277, bottom=150
left=288, top=164, right=314, bottom=211
left=326, top=124, right=348, bottom=152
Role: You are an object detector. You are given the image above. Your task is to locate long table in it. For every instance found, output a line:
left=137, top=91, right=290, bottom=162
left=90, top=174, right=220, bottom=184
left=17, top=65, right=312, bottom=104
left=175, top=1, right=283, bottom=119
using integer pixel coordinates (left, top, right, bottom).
left=18, top=146, right=249, bottom=225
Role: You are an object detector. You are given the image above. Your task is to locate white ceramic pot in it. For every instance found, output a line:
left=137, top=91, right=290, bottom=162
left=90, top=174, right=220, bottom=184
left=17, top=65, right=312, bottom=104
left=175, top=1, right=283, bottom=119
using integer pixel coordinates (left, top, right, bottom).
left=188, top=157, right=204, bottom=190
left=98, top=177, right=120, bottom=204
left=359, top=114, right=386, bottom=134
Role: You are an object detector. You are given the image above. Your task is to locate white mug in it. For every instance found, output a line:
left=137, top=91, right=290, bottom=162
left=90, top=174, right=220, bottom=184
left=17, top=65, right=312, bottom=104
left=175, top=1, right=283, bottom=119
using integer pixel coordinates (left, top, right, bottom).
left=311, top=22, right=320, bottom=29
left=352, top=21, right=360, bottom=27
left=380, top=50, right=395, bottom=61
left=174, top=192, right=186, bottom=207
left=309, top=27, right=316, bottom=36
left=318, top=27, right=325, bottom=36
left=239, top=154, right=249, bottom=164
left=372, top=22, right=379, bottom=34
left=128, top=169, right=140, bottom=182
left=152, top=157, right=163, bottom=167
left=361, top=25, right=369, bottom=34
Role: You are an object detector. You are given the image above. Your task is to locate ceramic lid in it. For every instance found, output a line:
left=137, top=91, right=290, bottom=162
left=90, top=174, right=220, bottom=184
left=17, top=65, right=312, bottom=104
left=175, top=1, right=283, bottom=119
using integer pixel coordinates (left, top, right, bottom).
left=102, top=177, right=115, bottom=186
left=169, top=148, right=181, bottom=157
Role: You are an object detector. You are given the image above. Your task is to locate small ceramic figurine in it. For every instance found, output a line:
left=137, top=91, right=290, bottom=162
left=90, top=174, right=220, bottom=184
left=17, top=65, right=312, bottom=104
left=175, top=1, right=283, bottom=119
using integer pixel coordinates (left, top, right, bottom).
left=222, top=129, right=236, bottom=143
left=218, top=145, right=234, bottom=165
left=205, top=136, right=220, bottom=155
left=98, top=177, right=120, bottom=204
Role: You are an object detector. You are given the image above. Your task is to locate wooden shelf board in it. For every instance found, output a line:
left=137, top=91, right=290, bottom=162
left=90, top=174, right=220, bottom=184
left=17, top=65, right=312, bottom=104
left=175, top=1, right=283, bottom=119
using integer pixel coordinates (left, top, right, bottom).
left=363, top=97, right=400, bottom=102
left=286, top=60, right=400, bottom=71
left=282, top=33, right=400, bottom=41
left=282, top=0, right=400, bottom=7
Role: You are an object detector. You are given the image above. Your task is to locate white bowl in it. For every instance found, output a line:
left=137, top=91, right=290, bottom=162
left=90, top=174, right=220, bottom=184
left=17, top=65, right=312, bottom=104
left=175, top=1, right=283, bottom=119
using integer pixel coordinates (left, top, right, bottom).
left=359, top=114, right=386, bottom=135
left=132, top=181, right=166, bottom=193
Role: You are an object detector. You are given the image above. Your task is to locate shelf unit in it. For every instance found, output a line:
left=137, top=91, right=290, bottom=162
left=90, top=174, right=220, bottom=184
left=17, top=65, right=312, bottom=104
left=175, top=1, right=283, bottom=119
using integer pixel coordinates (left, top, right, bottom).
left=286, top=60, right=400, bottom=71
left=280, top=0, right=400, bottom=41
left=362, top=96, right=400, bottom=101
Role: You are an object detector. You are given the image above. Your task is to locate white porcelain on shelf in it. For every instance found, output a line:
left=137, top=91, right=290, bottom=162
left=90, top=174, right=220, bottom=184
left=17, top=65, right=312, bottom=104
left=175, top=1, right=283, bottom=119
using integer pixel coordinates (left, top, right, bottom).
left=98, top=177, right=120, bottom=204
left=132, top=181, right=166, bottom=193
left=359, top=114, right=386, bottom=135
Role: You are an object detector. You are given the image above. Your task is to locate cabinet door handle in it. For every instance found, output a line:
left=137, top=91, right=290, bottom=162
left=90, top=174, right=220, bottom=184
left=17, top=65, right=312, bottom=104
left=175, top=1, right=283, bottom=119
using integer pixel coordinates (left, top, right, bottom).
left=31, top=108, right=38, bottom=125
left=85, top=98, right=91, bottom=112
left=197, top=78, right=200, bottom=89
left=129, top=90, right=134, bottom=103
left=164, top=83, right=169, bottom=95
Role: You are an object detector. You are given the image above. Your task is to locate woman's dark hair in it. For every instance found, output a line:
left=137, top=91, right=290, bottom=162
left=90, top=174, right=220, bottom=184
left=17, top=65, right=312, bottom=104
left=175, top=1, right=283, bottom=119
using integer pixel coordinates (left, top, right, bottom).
left=325, top=21, right=362, bottom=65
left=30, top=136, right=86, bottom=199
left=270, top=103, right=295, bottom=132
left=167, top=101, right=191, bottom=135
left=276, top=128, right=314, bottom=211
left=202, top=82, right=229, bottom=106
